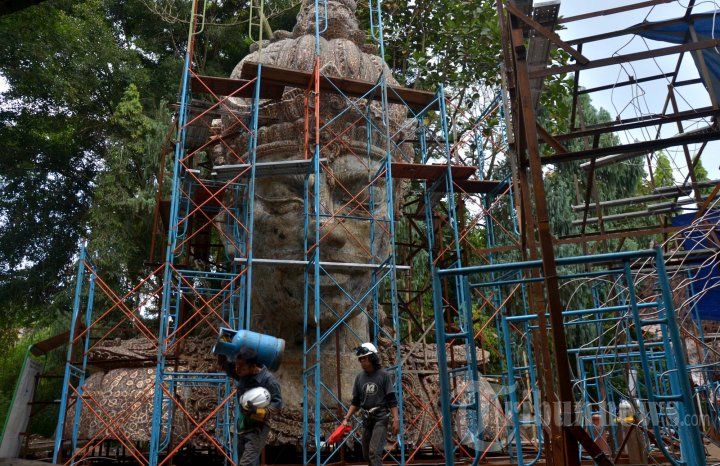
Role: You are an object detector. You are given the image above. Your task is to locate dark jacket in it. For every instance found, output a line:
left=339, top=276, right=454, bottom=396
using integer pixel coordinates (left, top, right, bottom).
left=237, top=366, right=282, bottom=411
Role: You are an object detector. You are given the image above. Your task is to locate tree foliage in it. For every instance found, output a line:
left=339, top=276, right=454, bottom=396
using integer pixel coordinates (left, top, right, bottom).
left=654, top=153, right=675, bottom=188
left=0, top=0, right=167, bottom=327
left=378, top=0, right=501, bottom=90
left=0, top=0, right=267, bottom=328
left=86, top=85, right=172, bottom=288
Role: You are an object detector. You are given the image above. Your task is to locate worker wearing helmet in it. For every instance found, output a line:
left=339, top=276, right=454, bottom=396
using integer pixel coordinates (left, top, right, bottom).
left=231, top=347, right=282, bottom=466
left=341, top=342, right=399, bottom=466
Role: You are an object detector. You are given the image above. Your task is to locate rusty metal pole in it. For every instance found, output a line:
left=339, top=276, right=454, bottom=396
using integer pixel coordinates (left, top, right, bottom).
left=495, top=2, right=560, bottom=464
left=506, top=10, right=581, bottom=466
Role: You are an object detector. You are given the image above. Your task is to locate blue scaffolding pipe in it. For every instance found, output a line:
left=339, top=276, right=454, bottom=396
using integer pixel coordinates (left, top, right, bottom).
left=52, top=246, right=87, bottom=464
left=423, top=85, right=485, bottom=466
left=493, top=247, right=705, bottom=466
left=300, top=0, right=410, bottom=461
left=70, top=272, right=95, bottom=453
left=470, top=268, right=631, bottom=288
left=504, top=302, right=659, bottom=323
left=621, top=257, right=705, bottom=466
left=438, top=249, right=657, bottom=276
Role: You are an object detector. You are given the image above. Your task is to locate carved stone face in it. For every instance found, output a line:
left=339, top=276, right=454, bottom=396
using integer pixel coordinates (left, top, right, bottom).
left=216, top=0, right=409, bottom=339
left=212, top=0, right=409, bottom=437
left=249, top=144, right=391, bottom=346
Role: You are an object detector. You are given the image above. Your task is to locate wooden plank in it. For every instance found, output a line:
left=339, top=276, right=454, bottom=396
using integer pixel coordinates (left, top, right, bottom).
left=190, top=75, right=284, bottom=99
left=30, top=331, right=73, bottom=356
left=450, top=180, right=504, bottom=194
left=240, top=62, right=437, bottom=111
left=390, top=162, right=476, bottom=180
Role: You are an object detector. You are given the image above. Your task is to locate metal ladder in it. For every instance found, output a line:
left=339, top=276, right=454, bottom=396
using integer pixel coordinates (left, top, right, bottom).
left=421, top=86, right=483, bottom=466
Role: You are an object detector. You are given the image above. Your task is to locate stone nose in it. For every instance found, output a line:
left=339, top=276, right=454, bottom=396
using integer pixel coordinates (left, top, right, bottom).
left=318, top=219, right=347, bottom=250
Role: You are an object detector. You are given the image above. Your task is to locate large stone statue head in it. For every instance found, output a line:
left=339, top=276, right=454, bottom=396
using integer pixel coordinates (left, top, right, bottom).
left=65, top=0, right=514, bottom=454
left=212, top=0, right=410, bottom=440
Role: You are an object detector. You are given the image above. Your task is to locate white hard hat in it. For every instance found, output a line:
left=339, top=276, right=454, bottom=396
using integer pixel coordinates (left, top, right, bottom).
left=239, top=387, right=271, bottom=409
left=355, top=342, right=378, bottom=358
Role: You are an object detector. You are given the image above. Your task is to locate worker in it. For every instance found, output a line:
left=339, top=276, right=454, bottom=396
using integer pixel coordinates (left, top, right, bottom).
left=231, top=347, right=282, bottom=466
left=341, top=342, right=399, bottom=466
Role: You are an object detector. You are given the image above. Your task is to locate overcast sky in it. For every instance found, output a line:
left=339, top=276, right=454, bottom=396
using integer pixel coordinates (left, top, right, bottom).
left=554, top=0, right=720, bottom=180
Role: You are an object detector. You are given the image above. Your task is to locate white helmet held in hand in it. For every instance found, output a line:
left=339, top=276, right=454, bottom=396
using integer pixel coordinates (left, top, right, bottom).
left=239, top=387, right=271, bottom=409
left=355, top=342, right=378, bottom=358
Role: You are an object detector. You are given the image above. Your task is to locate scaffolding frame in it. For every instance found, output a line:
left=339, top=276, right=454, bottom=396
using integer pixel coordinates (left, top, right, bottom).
left=53, top=0, right=266, bottom=461
left=48, top=0, right=720, bottom=465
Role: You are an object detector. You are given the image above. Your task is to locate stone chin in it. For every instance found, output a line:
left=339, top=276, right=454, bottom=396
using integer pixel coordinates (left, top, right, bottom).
left=250, top=264, right=376, bottom=346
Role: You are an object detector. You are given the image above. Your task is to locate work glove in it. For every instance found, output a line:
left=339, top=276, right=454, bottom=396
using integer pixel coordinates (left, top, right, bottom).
left=242, top=400, right=257, bottom=414
left=249, top=407, right=268, bottom=422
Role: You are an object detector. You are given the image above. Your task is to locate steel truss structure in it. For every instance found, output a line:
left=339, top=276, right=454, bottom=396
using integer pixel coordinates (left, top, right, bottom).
left=469, top=1, right=720, bottom=465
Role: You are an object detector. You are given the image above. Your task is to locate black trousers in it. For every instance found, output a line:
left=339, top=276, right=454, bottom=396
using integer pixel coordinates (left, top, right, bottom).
left=361, top=412, right=389, bottom=466
left=238, top=424, right=270, bottom=466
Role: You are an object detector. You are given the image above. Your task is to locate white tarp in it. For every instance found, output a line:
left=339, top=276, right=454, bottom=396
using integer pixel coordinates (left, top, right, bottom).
left=0, top=355, right=42, bottom=458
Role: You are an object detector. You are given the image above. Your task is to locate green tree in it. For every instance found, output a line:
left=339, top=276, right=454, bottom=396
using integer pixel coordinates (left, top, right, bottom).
left=88, top=84, right=171, bottom=281
left=0, top=0, right=267, bottom=330
left=654, top=153, right=675, bottom=188
left=0, top=0, right=165, bottom=328
left=377, top=0, right=501, bottom=90
left=695, top=159, right=710, bottom=182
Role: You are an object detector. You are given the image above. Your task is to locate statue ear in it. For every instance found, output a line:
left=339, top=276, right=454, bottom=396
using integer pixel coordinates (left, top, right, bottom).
left=319, top=62, right=341, bottom=79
